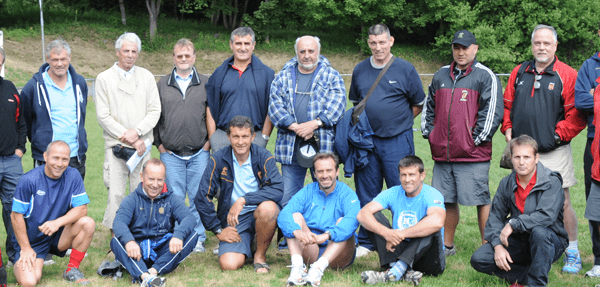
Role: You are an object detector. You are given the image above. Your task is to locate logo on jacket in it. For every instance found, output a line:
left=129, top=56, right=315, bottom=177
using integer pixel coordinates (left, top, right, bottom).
left=397, top=211, right=418, bottom=230
left=159, top=207, right=165, bottom=214
left=548, top=82, right=555, bottom=90
left=8, top=99, right=14, bottom=102
left=36, top=190, right=45, bottom=196
left=221, top=167, right=228, bottom=176
left=518, top=81, right=524, bottom=86
left=460, top=90, right=468, bottom=101
left=258, top=171, right=262, bottom=178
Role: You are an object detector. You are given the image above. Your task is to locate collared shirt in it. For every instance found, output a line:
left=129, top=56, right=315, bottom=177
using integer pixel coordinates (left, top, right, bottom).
left=515, top=171, right=537, bottom=214
left=114, top=62, right=135, bottom=79
left=174, top=70, right=193, bottom=99
left=42, top=67, right=78, bottom=157
left=216, top=61, right=262, bottom=131
left=231, top=150, right=259, bottom=215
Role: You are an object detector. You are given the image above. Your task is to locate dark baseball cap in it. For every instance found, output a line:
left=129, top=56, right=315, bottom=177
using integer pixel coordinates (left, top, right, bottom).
left=452, top=30, right=477, bottom=47
left=297, top=139, right=319, bottom=168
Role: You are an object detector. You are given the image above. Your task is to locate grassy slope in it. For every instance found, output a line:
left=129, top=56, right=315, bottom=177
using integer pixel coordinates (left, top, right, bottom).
left=0, top=9, right=594, bottom=287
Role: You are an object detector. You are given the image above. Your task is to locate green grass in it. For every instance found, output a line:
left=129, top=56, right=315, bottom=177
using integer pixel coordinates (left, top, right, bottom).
left=0, top=84, right=595, bottom=286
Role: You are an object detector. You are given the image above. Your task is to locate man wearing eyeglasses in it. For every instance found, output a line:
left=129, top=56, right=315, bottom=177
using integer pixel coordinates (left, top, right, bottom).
left=421, top=29, right=503, bottom=257
left=501, top=24, right=587, bottom=275
left=268, top=35, right=346, bottom=209
left=154, top=39, right=210, bottom=254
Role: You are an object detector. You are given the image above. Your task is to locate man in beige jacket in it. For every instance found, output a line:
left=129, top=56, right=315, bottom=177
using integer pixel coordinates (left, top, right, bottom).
left=95, top=32, right=161, bottom=232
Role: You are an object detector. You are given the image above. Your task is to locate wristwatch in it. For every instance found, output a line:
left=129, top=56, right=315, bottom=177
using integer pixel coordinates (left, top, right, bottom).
left=316, top=118, right=323, bottom=127
left=262, top=134, right=269, bottom=141
left=508, top=218, right=518, bottom=229
left=324, top=230, right=332, bottom=240
left=214, top=228, right=223, bottom=235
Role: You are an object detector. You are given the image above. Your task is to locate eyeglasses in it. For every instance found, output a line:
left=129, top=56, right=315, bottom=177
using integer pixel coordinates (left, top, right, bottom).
left=534, top=74, right=542, bottom=89
left=175, top=54, right=193, bottom=60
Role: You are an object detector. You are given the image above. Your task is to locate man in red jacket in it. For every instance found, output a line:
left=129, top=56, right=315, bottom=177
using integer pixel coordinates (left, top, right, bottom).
left=502, top=24, right=587, bottom=274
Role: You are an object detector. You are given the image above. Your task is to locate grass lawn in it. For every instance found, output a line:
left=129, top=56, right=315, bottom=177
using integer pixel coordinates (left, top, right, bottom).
left=2, top=83, right=595, bottom=287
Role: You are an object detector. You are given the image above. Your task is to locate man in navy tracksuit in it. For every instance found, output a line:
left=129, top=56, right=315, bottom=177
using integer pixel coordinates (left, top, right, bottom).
left=20, top=39, right=88, bottom=180
left=195, top=116, right=283, bottom=273
left=111, top=159, right=198, bottom=286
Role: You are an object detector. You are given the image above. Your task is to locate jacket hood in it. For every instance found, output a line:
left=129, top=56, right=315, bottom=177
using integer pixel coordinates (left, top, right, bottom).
left=592, top=52, right=600, bottom=62
left=281, top=55, right=332, bottom=71
left=508, top=161, right=561, bottom=192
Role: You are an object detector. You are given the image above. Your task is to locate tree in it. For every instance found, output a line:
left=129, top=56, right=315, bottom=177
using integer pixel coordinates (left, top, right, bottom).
left=146, top=0, right=162, bottom=40
left=119, top=0, right=127, bottom=25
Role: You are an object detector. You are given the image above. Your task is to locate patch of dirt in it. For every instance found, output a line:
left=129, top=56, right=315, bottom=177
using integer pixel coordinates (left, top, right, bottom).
left=3, top=35, right=440, bottom=83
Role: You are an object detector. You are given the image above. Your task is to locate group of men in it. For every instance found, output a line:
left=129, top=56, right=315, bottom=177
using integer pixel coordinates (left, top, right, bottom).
left=1, top=20, right=599, bottom=287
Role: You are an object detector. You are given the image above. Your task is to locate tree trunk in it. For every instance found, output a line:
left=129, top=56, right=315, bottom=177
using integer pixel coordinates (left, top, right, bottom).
left=231, top=0, right=238, bottom=29
left=238, top=0, right=249, bottom=26
left=223, top=9, right=230, bottom=29
left=146, top=0, right=162, bottom=40
left=119, top=0, right=127, bottom=25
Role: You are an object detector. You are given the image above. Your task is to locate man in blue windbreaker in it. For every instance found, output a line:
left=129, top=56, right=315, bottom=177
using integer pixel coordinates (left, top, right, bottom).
left=278, top=152, right=359, bottom=286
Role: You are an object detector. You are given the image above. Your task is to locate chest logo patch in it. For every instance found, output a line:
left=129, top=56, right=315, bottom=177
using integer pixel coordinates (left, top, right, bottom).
left=548, top=83, right=555, bottom=90
left=221, top=167, right=228, bottom=177
left=460, top=90, right=468, bottom=101
left=159, top=207, right=165, bottom=214
left=8, top=99, right=14, bottom=102
left=36, top=190, right=45, bottom=196
left=397, top=210, right=418, bottom=231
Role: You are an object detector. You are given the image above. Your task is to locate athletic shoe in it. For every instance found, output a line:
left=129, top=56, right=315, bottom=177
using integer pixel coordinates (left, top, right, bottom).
left=140, top=274, right=166, bottom=287
left=401, top=270, right=423, bottom=286
left=213, top=247, right=219, bottom=255
left=44, top=253, right=56, bottom=265
left=193, top=241, right=206, bottom=253
left=509, top=283, right=525, bottom=287
left=5, top=260, right=13, bottom=268
left=355, top=246, right=373, bottom=258
left=360, top=270, right=389, bottom=284
left=561, top=250, right=582, bottom=274
left=585, top=265, right=600, bottom=277
left=286, top=264, right=307, bottom=286
left=305, top=264, right=324, bottom=286
left=63, top=268, right=90, bottom=285
left=444, top=245, right=456, bottom=257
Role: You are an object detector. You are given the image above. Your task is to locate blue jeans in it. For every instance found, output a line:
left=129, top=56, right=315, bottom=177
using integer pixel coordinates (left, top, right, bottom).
left=354, top=130, right=414, bottom=250
left=0, top=154, right=22, bottom=262
left=280, top=158, right=316, bottom=208
left=160, top=150, right=209, bottom=242
left=471, top=226, right=566, bottom=287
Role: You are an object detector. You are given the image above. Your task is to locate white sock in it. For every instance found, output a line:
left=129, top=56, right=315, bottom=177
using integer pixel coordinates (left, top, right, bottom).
left=291, top=254, right=304, bottom=267
left=313, top=257, right=329, bottom=271
left=567, top=240, right=578, bottom=252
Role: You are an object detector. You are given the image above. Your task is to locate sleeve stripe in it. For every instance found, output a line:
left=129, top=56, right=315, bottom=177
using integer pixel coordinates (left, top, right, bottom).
left=474, top=63, right=498, bottom=145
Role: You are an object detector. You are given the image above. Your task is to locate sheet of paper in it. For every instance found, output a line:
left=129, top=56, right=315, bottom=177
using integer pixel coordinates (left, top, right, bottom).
left=126, top=138, right=152, bottom=172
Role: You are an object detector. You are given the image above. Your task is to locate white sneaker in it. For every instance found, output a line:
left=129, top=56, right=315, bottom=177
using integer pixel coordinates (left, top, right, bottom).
left=356, top=246, right=373, bottom=258
left=213, top=247, right=219, bottom=255
left=585, top=265, right=600, bottom=277
left=305, top=264, right=324, bottom=286
left=286, top=264, right=307, bottom=286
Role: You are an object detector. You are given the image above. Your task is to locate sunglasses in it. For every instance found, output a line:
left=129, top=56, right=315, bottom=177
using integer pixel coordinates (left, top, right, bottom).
left=175, top=54, right=193, bottom=60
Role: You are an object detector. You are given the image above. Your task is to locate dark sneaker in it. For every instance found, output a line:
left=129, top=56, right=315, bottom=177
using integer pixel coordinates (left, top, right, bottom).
left=63, top=268, right=90, bottom=285
left=444, top=245, right=456, bottom=257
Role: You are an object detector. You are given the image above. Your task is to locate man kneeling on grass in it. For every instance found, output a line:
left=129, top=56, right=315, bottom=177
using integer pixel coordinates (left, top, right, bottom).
left=12, top=140, right=95, bottom=286
left=471, top=135, right=567, bottom=287
left=358, top=155, right=445, bottom=286
left=278, top=152, right=359, bottom=286
left=111, top=159, right=199, bottom=287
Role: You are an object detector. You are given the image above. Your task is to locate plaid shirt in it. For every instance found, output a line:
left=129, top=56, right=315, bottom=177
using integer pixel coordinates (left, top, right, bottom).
left=269, top=55, right=346, bottom=164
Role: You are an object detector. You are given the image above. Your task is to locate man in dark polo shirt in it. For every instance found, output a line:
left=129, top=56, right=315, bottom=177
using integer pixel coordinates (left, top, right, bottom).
left=206, top=27, right=274, bottom=153
left=348, top=23, right=426, bottom=257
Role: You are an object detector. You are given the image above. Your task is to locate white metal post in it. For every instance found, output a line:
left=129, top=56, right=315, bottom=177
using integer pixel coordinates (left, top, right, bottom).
left=0, top=30, right=4, bottom=78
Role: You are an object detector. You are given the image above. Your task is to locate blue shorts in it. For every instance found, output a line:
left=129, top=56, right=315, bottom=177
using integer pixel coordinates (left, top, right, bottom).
left=14, top=227, right=67, bottom=262
left=219, top=211, right=256, bottom=258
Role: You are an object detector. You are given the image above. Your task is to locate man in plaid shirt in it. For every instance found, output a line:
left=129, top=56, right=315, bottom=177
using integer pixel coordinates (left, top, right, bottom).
left=268, top=35, right=346, bottom=208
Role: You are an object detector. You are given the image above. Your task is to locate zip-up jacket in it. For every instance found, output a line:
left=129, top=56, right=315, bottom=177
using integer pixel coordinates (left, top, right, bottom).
left=194, top=144, right=284, bottom=233
left=278, top=181, right=359, bottom=242
left=501, top=57, right=586, bottom=153
left=590, top=76, right=600, bottom=181
left=20, top=63, right=87, bottom=161
left=0, top=76, right=26, bottom=155
left=421, top=59, right=503, bottom=162
left=575, top=52, right=600, bottom=138
left=154, top=66, right=209, bottom=156
left=113, top=182, right=196, bottom=245
left=485, top=162, right=568, bottom=249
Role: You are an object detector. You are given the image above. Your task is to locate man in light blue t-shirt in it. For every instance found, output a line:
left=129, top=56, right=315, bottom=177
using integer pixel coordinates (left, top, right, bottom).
left=357, top=155, right=445, bottom=286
